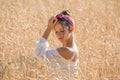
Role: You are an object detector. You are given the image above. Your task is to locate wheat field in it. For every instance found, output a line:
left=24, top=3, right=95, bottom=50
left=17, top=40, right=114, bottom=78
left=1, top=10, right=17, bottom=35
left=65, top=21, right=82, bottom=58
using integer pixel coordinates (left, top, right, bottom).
left=0, top=0, right=120, bottom=80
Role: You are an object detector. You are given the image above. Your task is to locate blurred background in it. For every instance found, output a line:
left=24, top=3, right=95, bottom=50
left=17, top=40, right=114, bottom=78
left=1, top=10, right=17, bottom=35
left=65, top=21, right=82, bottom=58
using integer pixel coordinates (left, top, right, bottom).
left=0, top=0, right=120, bottom=80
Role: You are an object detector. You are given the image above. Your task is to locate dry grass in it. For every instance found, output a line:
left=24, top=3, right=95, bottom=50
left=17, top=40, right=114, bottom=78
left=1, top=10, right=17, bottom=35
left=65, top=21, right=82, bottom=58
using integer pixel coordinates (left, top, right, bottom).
left=0, top=0, right=120, bottom=80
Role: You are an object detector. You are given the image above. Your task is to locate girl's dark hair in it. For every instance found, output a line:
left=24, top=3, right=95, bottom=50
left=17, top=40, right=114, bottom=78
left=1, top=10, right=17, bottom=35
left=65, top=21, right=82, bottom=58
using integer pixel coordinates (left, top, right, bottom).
left=61, top=10, right=71, bottom=16
left=57, top=10, right=72, bottom=31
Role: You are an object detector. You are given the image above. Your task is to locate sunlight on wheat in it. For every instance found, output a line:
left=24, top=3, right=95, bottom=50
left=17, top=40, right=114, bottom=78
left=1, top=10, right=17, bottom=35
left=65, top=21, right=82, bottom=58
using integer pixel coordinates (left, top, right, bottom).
left=0, top=0, right=120, bottom=80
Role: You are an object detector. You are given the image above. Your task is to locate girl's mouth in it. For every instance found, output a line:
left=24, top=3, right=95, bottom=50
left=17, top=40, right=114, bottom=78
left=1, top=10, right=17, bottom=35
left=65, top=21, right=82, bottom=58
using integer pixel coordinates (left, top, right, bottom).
left=59, top=38, right=63, bottom=40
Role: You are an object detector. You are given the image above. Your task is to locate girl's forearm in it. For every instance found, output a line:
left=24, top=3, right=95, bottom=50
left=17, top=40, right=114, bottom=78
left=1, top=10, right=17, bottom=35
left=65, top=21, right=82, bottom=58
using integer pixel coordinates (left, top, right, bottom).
left=42, top=27, right=52, bottom=40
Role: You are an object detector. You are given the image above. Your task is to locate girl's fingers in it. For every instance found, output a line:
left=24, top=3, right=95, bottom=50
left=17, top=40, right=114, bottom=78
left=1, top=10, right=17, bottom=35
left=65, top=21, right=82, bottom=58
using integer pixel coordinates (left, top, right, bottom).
left=53, top=18, right=58, bottom=24
left=50, top=17, right=57, bottom=25
left=48, top=16, right=58, bottom=29
left=49, top=16, right=54, bottom=21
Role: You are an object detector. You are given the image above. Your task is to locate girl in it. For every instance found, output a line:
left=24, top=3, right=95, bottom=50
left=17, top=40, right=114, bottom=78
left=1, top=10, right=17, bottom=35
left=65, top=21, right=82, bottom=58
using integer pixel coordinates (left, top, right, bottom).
left=34, top=10, right=79, bottom=80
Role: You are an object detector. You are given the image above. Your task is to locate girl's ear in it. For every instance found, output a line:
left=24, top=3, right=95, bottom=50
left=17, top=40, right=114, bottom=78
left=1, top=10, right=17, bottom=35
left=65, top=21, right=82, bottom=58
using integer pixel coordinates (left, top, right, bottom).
left=70, top=26, right=74, bottom=32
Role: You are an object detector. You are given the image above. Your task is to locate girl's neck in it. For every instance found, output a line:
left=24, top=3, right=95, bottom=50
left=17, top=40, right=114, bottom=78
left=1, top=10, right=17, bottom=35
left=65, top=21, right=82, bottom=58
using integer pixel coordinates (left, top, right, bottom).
left=63, top=35, right=74, bottom=47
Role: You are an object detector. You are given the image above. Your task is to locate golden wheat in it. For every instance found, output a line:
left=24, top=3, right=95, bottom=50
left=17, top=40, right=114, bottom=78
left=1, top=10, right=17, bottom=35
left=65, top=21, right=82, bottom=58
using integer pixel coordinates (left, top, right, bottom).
left=0, top=0, right=120, bottom=80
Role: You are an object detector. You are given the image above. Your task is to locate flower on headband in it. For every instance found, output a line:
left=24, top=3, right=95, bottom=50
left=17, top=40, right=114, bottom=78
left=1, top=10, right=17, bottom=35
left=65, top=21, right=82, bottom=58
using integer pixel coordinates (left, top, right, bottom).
left=56, top=13, right=64, bottom=19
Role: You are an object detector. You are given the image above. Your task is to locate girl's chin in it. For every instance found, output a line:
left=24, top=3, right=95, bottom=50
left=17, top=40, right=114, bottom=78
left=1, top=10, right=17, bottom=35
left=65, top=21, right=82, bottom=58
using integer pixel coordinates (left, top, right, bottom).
left=59, top=40, right=63, bottom=42
left=58, top=39, right=63, bottom=43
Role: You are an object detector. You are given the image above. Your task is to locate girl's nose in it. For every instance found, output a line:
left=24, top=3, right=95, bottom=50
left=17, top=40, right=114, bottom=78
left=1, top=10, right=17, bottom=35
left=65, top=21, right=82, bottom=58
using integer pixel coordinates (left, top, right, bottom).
left=56, top=32, right=63, bottom=36
left=56, top=32, right=60, bottom=35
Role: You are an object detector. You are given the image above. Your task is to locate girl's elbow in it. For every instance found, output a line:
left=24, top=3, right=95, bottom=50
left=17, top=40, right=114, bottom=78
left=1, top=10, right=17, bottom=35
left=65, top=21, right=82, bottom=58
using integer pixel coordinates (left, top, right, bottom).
left=34, top=49, right=40, bottom=59
left=34, top=48, right=45, bottom=60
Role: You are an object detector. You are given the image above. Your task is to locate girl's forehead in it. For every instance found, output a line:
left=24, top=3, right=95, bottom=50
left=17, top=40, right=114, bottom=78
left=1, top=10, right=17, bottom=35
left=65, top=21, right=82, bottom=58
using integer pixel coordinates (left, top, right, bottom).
left=55, top=23, right=63, bottom=29
left=55, top=22, right=68, bottom=30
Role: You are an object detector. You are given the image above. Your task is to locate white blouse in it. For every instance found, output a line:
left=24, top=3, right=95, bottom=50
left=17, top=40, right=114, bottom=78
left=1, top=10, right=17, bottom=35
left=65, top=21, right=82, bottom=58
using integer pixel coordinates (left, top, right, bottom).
left=34, top=37, right=78, bottom=80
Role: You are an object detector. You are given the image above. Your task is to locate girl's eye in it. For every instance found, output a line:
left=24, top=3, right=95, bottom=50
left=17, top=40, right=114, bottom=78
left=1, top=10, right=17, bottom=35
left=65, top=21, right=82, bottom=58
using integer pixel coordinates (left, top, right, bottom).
left=55, top=31, right=58, bottom=34
left=60, top=30, right=64, bottom=32
left=55, top=30, right=64, bottom=34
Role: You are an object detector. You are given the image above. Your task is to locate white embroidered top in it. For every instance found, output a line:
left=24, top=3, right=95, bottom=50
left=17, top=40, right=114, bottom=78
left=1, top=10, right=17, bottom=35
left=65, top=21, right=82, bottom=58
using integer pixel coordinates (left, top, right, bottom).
left=34, top=37, right=78, bottom=80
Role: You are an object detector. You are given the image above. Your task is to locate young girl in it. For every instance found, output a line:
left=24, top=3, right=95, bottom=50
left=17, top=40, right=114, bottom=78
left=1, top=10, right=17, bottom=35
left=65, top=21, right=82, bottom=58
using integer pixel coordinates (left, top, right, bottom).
left=34, top=10, right=79, bottom=80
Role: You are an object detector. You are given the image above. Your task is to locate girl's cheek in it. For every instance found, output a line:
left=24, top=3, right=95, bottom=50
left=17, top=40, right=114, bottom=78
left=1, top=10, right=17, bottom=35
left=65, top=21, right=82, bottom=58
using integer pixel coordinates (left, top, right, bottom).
left=63, top=33, right=68, bottom=40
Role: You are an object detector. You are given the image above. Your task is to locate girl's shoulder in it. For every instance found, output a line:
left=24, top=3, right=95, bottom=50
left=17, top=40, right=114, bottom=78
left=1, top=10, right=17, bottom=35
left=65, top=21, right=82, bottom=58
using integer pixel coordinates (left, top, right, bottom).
left=56, top=47, right=77, bottom=61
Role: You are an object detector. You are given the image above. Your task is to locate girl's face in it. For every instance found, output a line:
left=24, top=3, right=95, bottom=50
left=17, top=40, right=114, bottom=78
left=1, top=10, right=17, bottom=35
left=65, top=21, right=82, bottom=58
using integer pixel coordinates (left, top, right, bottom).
left=54, top=22, right=71, bottom=43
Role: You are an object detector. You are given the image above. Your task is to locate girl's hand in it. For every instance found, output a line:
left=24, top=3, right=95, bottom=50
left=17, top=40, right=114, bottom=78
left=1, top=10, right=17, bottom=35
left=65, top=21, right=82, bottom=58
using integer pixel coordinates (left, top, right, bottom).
left=48, top=17, right=58, bottom=30
left=42, top=17, right=57, bottom=40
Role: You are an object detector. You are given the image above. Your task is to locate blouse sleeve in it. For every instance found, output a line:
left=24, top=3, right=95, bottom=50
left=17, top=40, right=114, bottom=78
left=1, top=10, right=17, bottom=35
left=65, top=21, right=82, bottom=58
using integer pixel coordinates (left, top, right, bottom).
left=34, top=37, right=60, bottom=61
